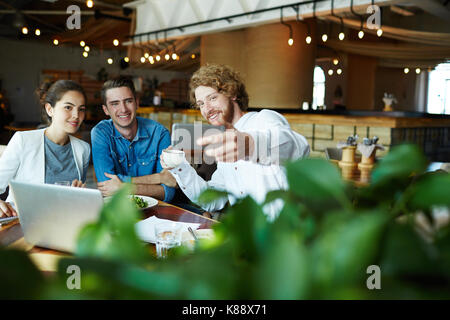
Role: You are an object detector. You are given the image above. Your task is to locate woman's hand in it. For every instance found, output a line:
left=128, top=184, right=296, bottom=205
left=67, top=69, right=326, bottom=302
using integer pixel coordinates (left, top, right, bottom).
left=71, top=179, right=86, bottom=188
left=0, top=200, right=17, bottom=218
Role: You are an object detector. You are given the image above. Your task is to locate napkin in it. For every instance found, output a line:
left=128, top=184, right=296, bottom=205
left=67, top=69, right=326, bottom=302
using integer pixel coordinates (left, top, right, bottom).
left=135, top=216, right=201, bottom=244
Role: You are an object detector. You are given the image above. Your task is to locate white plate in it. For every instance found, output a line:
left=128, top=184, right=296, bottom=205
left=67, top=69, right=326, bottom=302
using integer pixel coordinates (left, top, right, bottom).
left=104, top=195, right=158, bottom=209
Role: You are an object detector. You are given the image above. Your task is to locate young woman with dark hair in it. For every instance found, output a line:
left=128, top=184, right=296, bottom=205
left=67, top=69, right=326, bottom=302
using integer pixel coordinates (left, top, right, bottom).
left=0, top=80, right=90, bottom=217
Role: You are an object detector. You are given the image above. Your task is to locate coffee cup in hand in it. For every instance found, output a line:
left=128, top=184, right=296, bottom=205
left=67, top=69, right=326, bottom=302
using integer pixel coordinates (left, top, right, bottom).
left=162, top=149, right=185, bottom=168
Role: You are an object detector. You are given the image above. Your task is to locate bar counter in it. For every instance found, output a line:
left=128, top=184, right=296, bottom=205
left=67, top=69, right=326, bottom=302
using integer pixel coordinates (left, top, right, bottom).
left=137, top=107, right=450, bottom=161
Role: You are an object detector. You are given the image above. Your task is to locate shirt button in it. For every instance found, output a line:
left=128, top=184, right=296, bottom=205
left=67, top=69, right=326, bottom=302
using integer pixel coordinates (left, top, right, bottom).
left=183, top=186, right=186, bottom=190
left=235, top=167, right=237, bottom=170
left=178, top=168, right=182, bottom=172
left=129, top=146, right=132, bottom=149
left=128, top=163, right=131, bottom=167
left=240, top=191, right=243, bottom=195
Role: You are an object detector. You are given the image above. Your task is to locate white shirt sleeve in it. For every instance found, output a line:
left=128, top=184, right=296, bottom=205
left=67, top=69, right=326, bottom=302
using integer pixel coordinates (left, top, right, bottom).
left=0, top=132, right=22, bottom=194
left=244, top=110, right=310, bottom=165
left=169, top=160, right=229, bottom=212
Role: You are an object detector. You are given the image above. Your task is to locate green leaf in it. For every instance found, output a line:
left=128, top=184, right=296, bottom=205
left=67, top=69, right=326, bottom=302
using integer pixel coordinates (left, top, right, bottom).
left=407, top=172, right=450, bottom=210
left=371, top=144, right=427, bottom=185
left=285, top=158, right=351, bottom=210
left=75, top=184, right=150, bottom=263
left=0, top=249, right=45, bottom=299
left=311, top=210, right=389, bottom=294
left=197, top=189, right=229, bottom=205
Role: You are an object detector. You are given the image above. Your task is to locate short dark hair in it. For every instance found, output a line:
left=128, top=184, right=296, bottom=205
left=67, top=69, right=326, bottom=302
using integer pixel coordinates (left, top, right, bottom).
left=36, top=80, right=86, bottom=123
left=101, top=76, right=136, bottom=105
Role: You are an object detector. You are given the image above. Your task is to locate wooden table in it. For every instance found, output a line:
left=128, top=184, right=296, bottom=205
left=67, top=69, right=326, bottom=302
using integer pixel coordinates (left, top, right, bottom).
left=0, top=201, right=217, bottom=271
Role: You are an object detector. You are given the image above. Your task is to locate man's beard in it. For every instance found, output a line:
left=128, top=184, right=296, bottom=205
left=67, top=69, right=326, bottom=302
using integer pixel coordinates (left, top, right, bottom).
left=218, top=97, right=235, bottom=124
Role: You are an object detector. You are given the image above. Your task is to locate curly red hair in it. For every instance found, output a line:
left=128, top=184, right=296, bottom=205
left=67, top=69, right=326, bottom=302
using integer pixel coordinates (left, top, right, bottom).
left=189, top=64, right=249, bottom=111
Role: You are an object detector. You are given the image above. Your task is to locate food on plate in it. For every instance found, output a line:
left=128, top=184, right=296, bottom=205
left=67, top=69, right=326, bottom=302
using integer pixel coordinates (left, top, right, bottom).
left=131, top=195, right=148, bottom=209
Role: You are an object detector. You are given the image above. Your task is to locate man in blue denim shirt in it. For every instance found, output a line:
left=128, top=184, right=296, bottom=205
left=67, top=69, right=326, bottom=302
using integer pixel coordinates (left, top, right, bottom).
left=91, top=77, right=175, bottom=202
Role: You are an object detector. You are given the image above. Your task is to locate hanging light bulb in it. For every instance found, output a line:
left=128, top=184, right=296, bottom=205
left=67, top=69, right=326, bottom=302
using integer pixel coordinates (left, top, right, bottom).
left=140, top=57, right=146, bottom=63
left=35, top=29, right=40, bottom=36
left=191, top=54, right=196, bottom=59
left=172, top=53, right=177, bottom=60
left=337, top=68, right=342, bottom=75
left=322, top=33, right=328, bottom=42
left=328, top=69, right=334, bottom=76
left=305, top=36, right=312, bottom=44
left=80, top=41, right=85, bottom=47
left=53, top=39, right=59, bottom=46
left=113, top=39, right=119, bottom=46
left=288, top=38, right=294, bottom=46
left=155, top=55, right=161, bottom=62
left=164, top=53, right=170, bottom=61
left=333, top=58, right=339, bottom=65
left=338, top=32, right=345, bottom=41
left=358, top=30, right=365, bottom=39
left=144, top=52, right=149, bottom=58
left=84, top=46, right=90, bottom=52
left=86, top=0, right=94, bottom=8
left=149, top=56, right=155, bottom=64
left=107, top=58, right=113, bottom=64
left=404, top=67, right=410, bottom=74
left=416, top=68, right=421, bottom=74
left=377, top=29, right=383, bottom=37
left=124, top=57, right=129, bottom=63
left=22, top=27, right=28, bottom=34
left=83, top=51, right=88, bottom=58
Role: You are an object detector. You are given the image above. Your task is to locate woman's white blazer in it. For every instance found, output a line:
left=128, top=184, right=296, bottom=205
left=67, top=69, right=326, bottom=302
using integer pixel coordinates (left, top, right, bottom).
left=0, top=128, right=90, bottom=203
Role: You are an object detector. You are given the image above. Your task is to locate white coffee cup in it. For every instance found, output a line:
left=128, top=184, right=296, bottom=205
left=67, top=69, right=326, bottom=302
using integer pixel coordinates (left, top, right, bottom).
left=162, top=149, right=185, bottom=168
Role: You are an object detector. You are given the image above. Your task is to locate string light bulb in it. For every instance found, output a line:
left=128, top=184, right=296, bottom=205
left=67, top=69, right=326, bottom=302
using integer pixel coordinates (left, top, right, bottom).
left=107, top=58, right=113, bottom=64
left=377, top=29, right=383, bottom=37
left=333, top=58, right=339, bottom=65
left=53, top=39, right=59, bottom=46
left=328, top=69, right=334, bottom=76
left=80, top=41, right=85, bottom=47
left=358, top=30, right=365, bottom=39
left=22, top=27, right=28, bottom=34
left=144, top=52, right=149, bottom=58
left=404, top=67, right=410, bottom=74
left=337, top=68, right=342, bottom=75
left=191, top=54, right=196, bottom=59
left=86, top=0, right=94, bottom=8
left=140, top=57, right=145, bottom=63
left=84, top=46, right=90, bottom=52
left=164, top=53, right=170, bottom=61
left=155, top=55, right=161, bottom=62
left=149, top=56, right=155, bottom=64
left=172, top=53, right=177, bottom=60
left=35, top=29, right=40, bottom=36
left=306, top=36, right=312, bottom=44
left=322, top=33, right=328, bottom=42
left=288, top=38, right=294, bottom=46
left=83, top=52, right=88, bottom=58
left=416, top=68, right=421, bottom=74
left=124, top=57, right=129, bottom=63
left=339, top=32, right=345, bottom=41
left=113, top=39, right=119, bottom=46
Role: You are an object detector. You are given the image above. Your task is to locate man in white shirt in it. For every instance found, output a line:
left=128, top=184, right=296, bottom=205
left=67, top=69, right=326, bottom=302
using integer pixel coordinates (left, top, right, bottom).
left=160, top=64, right=309, bottom=221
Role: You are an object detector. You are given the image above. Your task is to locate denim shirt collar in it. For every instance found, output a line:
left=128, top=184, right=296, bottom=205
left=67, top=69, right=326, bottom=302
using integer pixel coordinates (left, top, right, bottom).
left=111, top=117, right=149, bottom=141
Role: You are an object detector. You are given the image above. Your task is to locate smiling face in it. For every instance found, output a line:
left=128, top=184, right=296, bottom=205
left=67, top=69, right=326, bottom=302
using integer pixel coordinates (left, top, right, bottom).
left=102, top=86, right=138, bottom=130
left=194, top=86, right=236, bottom=126
left=46, top=90, right=86, bottom=135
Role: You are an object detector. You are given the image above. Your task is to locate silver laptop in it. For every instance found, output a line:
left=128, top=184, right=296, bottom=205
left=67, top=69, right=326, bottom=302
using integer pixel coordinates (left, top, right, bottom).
left=9, top=180, right=104, bottom=252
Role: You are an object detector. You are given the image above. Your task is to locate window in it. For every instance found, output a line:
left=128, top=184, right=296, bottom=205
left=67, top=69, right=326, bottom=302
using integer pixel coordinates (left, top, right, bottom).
left=313, top=66, right=325, bottom=110
left=427, top=62, right=450, bottom=114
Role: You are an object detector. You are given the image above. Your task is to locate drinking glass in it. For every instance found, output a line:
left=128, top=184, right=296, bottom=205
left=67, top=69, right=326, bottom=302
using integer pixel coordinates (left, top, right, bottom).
left=155, top=222, right=181, bottom=259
